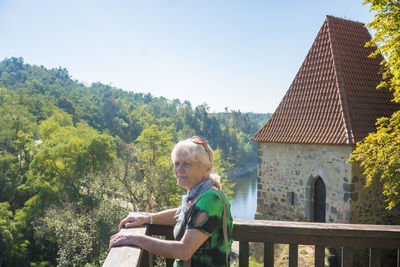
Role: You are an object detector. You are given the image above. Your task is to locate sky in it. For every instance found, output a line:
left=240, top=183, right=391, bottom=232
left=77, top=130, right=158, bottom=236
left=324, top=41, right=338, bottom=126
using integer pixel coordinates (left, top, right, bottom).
left=0, top=0, right=375, bottom=113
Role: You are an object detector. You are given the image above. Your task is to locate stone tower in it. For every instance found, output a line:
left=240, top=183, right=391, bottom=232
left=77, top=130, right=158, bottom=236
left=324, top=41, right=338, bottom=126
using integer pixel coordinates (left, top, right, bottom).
left=251, top=16, right=400, bottom=224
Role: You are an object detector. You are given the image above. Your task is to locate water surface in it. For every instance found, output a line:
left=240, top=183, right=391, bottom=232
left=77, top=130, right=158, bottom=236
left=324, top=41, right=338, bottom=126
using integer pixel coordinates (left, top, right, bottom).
left=230, top=170, right=258, bottom=220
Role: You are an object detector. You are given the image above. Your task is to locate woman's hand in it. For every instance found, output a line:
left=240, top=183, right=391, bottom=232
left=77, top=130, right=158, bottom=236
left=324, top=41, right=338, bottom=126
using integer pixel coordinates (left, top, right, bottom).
left=119, top=213, right=150, bottom=230
left=109, top=233, right=143, bottom=250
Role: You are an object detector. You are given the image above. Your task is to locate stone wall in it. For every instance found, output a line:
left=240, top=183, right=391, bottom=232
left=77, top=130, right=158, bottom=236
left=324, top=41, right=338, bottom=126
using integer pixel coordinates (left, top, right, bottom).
left=350, top=163, right=400, bottom=225
left=256, top=142, right=353, bottom=223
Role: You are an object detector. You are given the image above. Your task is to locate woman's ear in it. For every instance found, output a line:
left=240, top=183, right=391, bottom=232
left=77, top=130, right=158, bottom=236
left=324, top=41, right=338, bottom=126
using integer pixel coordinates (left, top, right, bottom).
left=205, top=164, right=212, bottom=175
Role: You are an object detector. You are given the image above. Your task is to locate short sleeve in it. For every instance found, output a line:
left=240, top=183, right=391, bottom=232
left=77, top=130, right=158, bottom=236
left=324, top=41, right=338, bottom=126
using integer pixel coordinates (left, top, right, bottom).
left=185, top=190, right=223, bottom=236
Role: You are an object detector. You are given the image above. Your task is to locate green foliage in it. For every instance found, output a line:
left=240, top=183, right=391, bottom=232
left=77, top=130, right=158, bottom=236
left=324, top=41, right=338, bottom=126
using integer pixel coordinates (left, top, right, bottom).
left=0, top=88, right=40, bottom=211
left=0, top=202, right=30, bottom=266
left=38, top=110, right=73, bottom=139
left=135, top=124, right=179, bottom=208
left=34, top=169, right=128, bottom=266
left=111, top=125, right=182, bottom=211
left=364, top=0, right=400, bottom=101
left=0, top=57, right=267, bottom=170
left=350, top=111, right=400, bottom=208
left=231, top=256, right=263, bottom=267
left=27, top=113, right=116, bottom=208
left=350, top=0, right=400, bottom=208
left=0, top=109, right=117, bottom=265
left=213, top=149, right=235, bottom=200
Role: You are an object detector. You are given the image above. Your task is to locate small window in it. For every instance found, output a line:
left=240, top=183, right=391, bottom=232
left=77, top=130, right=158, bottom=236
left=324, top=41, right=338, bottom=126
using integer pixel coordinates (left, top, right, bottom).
left=286, top=191, right=296, bottom=206
left=291, top=192, right=295, bottom=206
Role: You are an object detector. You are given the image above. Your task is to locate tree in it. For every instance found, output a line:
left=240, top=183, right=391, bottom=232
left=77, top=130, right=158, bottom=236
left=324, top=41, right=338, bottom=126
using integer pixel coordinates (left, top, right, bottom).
left=364, top=0, right=400, bottom=102
left=34, top=169, right=127, bottom=266
left=213, top=149, right=235, bottom=199
left=0, top=88, right=38, bottom=209
left=350, top=0, right=400, bottom=208
left=135, top=124, right=180, bottom=209
left=0, top=202, right=30, bottom=266
left=350, top=112, right=400, bottom=209
left=27, top=113, right=116, bottom=206
left=7, top=112, right=118, bottom=265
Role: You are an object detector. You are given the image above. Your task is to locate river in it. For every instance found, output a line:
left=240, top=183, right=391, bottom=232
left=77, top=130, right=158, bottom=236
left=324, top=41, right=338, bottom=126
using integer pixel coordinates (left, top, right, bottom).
left=229, top=169, right=258, bottom=220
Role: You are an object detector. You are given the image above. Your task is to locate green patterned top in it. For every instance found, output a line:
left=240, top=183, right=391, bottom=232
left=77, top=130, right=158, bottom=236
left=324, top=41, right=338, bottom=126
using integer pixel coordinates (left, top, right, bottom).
left=173, top=189, right=233, bottom=267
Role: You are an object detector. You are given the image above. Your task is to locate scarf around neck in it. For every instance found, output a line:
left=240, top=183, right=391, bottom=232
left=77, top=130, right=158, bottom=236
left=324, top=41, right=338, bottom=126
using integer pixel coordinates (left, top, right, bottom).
left=174, top=178, right=213, bottom=220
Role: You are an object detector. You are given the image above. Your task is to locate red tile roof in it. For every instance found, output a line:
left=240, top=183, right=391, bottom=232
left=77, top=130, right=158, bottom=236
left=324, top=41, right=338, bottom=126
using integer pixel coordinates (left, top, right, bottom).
left=251, top=15, right=400, bottom=145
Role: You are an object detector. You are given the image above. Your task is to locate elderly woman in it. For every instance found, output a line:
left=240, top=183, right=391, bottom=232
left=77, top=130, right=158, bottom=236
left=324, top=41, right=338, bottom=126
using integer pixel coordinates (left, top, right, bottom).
left=109, top=136, right=233, bottom=266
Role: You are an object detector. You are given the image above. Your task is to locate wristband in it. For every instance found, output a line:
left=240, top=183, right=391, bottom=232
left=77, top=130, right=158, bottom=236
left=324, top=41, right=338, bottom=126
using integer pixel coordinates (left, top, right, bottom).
left=144, top=213, right=153, bottom=224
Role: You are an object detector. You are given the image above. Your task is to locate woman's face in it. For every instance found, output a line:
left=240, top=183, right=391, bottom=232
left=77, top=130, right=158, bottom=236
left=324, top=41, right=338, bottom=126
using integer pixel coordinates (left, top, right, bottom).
left=173, top=149, right=211, bottom=191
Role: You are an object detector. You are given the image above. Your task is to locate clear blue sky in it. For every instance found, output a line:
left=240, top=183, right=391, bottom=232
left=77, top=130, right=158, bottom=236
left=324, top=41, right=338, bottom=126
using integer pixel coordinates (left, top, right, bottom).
left=0, top=0, right=375, bottom=113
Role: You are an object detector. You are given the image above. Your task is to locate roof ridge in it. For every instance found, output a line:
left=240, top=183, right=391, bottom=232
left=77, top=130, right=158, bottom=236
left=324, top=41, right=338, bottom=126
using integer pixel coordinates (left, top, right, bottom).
left=326, top=15, right=365, bottom=26
left=327, top=16, right=354, bottom=144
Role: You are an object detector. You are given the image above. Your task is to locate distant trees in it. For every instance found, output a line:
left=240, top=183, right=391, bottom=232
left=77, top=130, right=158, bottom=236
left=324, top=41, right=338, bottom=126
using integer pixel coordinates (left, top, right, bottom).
left=350, top=0, right=400, bottom=208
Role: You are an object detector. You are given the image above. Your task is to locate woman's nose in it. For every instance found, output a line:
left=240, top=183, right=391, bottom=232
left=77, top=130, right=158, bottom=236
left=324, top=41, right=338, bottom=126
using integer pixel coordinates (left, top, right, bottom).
left=175, top=164, right=184, bottom=172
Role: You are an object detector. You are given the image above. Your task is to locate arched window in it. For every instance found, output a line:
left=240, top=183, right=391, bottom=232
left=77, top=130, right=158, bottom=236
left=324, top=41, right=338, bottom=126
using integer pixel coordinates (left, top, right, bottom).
left=313, top=177, right=326, bottom=222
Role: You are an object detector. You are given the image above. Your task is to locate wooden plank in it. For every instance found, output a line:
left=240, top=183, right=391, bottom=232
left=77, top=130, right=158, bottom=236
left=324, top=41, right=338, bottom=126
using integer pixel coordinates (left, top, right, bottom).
left=233, top=219, right=400, bottom=234
left=149, top=252, right=154, bottom=266
left=166, top=258, right=174, bottom=267
left=239, top=241, right=249, bottom=267
left=147, top=224, right=175, bottom=237
left=103, top=226, right=147, bottom=267
left=397, top=249, right=399, bottom=267
left=369, top=248, right=381, bottom=267
left=138, top=250, right=149, bottom=267
left=147, top=223, right=175, bottom=266
left=341, top=247, right=353, bottom=267
left=148, top=221, right=400, bottom=248
left=232, top=230, right=400, bottom=248
left=289, top=244, right=298, bottom=267
left=233, top=219, right=400, bottom=241
left=264, top=242, right=274, bottom=267
left=315, top=245, right=325, bottom=267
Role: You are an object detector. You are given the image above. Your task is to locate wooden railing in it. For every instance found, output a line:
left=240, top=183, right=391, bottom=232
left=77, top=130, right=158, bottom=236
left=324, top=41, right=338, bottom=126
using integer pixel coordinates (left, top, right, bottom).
left=103, top=219, right=400, bottom=267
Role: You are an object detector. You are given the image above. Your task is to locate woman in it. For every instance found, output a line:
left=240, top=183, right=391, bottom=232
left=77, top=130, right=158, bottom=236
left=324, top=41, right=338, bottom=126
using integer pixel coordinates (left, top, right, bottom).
left=109, top=136, right=233, bottom=267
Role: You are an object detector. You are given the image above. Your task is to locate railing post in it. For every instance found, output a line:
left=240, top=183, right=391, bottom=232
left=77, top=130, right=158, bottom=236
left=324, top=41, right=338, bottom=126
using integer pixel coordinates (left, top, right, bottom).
left=239, top=241, right=249, bottom=267
left=342, top=247, right=353, bottom=267
left=264, top=242, right=274, bottom=267
left=165, top=230, right=175, bottom=267
left=289, top=244, right=298, bottom=267
left=369, top=248, right=381, bottom=267
left=139, top=250, right=149, bottom=267
left=315, top=245, right=325, bottom=267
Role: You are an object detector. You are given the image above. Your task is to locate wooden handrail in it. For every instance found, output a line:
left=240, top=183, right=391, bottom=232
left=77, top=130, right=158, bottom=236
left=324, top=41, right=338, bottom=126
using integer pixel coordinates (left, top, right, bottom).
left=102, top=223, right=176, bottom=267
left=233, top=219, right=400, bottom=248
left=233, top=219, right=400, bottom=267
left=103, top=219, right=400, bottom=267
left=103, top=226, right=147, bottom=267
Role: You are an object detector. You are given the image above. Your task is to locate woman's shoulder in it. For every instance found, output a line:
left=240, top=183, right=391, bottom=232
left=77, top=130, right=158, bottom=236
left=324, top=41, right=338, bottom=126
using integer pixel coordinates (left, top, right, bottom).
left=200, top=188, right=224, bottom=200
left=195, top=188, right=227, bottom=210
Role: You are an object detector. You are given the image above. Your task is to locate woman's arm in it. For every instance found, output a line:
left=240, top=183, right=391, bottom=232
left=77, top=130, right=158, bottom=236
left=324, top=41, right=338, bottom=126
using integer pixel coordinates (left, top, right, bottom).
left=119, top=208, right=177, bottom=229
left=151, top=208, right=178, bottom=225
left=109, top=228, right=209, bottom=260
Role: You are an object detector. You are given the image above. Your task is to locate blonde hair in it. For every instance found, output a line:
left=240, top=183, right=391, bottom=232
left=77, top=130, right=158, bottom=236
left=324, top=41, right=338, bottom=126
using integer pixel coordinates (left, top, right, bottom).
left=171, top=137, right=221, bottom=189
